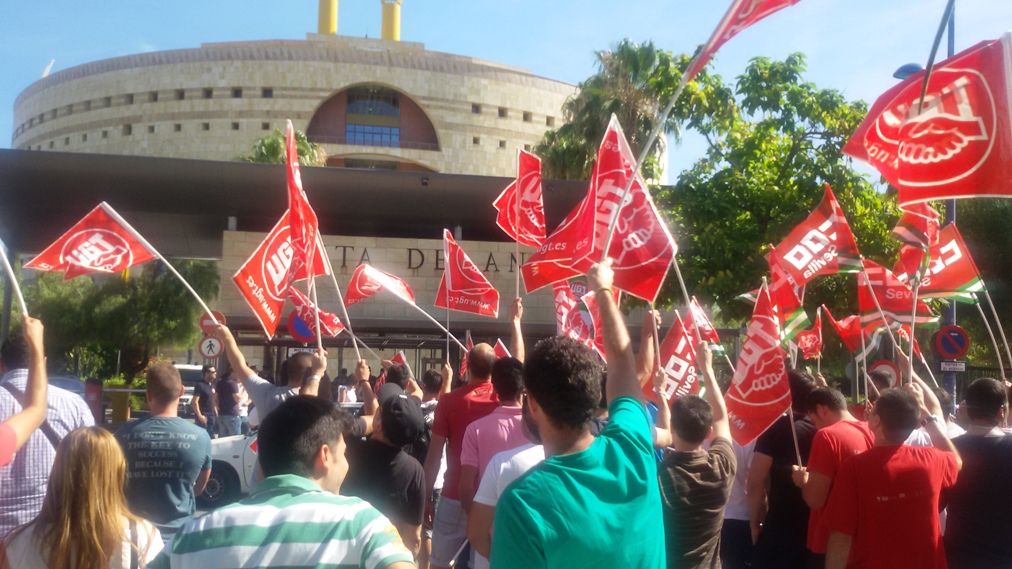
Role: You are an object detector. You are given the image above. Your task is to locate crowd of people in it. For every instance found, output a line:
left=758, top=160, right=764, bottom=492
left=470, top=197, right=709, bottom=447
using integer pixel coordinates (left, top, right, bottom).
left=0, top=259, right=1010, bottom=568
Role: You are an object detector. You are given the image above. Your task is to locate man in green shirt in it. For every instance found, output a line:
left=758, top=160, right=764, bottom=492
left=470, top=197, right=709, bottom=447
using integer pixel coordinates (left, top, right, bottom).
left=490, top=259, right=666, bottom=568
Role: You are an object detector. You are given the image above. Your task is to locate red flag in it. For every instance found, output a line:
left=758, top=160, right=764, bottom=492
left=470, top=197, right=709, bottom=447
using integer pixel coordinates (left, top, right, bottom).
left=724, top=284, right=792, bottom=446
left=895, top=223, right=984, bottom=302
left=493, top=149, right=546, bottom=247
left=26, top=203, right=158, bottom=279
left=684, top=0, right=803, bottom=82
left=287, top=287, right=344, bottom=337
left=459, top=333, right=474, bottom=376
left=844, top=34, right=1012, bottom=208
left=435, top=229, right=500, bottom=318
left=521, top=206, right=583, bottom=293
left=767, top=245, right=811, bottom=342
left=391, top=350, right=414, bottom=379
left=494, top=339, right=512, bottom=359
left=553, top=281, right=597, bottom=353
left=895, top=324, right=924, bottom=360
left=893, top=203, right=940, bottom=282
left=822, top=306, right=863, bottom=353
left=569, top=115, right=676, bottom=303
left=772, top=184, right=862, bottom=286
left=858, top=259, right=937, bottom=325
left=581, top=289, right=620, bottom=363
left=232, top=213, right=329, bottom=338
left=687, top=297, right=722, bottom=346
left=645, top=311, right=701, bottom=404
left=344, top=264, right=417, bottom=307
left=795, top=309, right=822, bottom=360
left=284, top=121, right=320, bottom=285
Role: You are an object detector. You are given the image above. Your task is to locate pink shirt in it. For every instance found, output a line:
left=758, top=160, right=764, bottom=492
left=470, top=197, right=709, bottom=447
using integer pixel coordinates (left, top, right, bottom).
left=460, top=406, right=526, bottom=482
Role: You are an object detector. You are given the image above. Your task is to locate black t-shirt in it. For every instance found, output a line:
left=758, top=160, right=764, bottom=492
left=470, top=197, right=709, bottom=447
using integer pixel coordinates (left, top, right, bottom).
left=343, top=437, right=426, bottom=527
left=216, top=378, right=240, bottom=416
left=945, top=433, right=1012, bottom=569
left=194, top=381, right=215, bottom=414
left=754, top=414, right=816, bottom=533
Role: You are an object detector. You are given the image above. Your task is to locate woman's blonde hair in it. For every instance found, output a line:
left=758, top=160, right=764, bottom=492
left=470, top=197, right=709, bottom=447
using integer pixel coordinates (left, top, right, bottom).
left=5, top=426, right=152, bottom=569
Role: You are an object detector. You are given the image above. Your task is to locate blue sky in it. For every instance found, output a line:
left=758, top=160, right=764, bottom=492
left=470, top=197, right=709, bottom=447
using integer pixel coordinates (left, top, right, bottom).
left=2, top=0, right=1009, bottom=176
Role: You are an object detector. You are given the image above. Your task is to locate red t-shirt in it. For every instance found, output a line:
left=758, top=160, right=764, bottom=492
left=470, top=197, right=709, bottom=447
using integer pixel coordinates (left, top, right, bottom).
left=806, top=420, right=875, bottom=553
left=0, top=423, right=17, bottom=468
left=431, top=381, right=498, bottom=500
left=824, top=445, right=958, bottom=569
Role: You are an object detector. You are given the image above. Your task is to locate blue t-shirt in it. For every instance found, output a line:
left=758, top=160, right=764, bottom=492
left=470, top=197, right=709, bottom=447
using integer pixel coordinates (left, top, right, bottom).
left=490, top=396, right=665, bottom=568
left=115, top=416, right=212, bottom=534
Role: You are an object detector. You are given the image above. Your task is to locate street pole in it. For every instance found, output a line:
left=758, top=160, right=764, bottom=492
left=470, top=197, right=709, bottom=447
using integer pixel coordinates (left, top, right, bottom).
left=942, top=5, right=957, bottom=403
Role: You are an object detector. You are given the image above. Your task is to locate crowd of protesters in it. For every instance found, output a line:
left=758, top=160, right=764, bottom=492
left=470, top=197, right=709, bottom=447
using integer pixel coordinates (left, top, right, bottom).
left=0, top=260, right=1010, bottom=568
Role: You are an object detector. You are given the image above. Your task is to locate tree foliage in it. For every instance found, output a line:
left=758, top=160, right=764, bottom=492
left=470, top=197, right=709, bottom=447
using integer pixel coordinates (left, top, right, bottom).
left=237, top=128, right=326, bottom=166
left=23, top=260, right=219, bottom=382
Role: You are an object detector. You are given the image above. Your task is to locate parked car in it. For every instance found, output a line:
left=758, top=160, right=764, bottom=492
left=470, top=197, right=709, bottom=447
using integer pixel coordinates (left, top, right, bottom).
left=48, top=376, right=86, bottom=400
left=174, top=364, right=204, bottom=417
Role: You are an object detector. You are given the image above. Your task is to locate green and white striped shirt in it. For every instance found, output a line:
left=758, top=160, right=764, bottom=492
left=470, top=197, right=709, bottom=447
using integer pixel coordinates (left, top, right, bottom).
left=149, top=474, right=414, bottom=569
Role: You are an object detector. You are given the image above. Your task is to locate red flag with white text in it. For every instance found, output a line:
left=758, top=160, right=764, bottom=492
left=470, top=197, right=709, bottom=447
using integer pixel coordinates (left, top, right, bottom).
left=459, top=332, right=474, bottom=377
left=287, top=287, right=345, bottom=337
left=724, top=284, right=792, bottom=446
left=895, top=223, right=984, bottom=303
left=687, top=297, right=726, bottom=356
left=581, top=288, right=620, bottom=363
left=684, top=0, right=804, bottom=82
left=569, top=115, right=676, bottom=302
left=435, top=229, right=500, bottom=318
left=844, top=34, right=1012, bottom=208
left=772, top=184, right=862, bottom=286
left=494, top=149, right=546, bottom=247
left=344, top=264, right=417, bottom=307
left=26, top=202, right=158, bottom=280
left=521, top=207, right=583, bottom=293
left=767, top=245, right=811, bottom=342
left=284, top=121, right=321, bottom=290
left=858, top=259, right=937, bottom=325
left=552, top=282, right=597, bottom=353
left=892, top=203, right=940, bottom=283
left=644, top=311, right=700, bottom=404
left=795, top=309, right=822, bottom=360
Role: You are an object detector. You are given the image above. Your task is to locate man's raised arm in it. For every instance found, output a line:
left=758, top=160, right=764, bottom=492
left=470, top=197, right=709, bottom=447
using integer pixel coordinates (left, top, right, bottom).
left=4, top=316, right=48, bottom=450
left=217, top=324, right=256, bottom=384
left=588, top=259, right=641, bottom=404
left=509, top=297, right=525, bottom=363
left=697, top=342, right=730, bottom=442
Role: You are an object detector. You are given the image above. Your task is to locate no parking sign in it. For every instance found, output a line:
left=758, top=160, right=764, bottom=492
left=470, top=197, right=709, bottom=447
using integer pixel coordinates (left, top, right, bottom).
left=933, top=325, right=970, bottom=361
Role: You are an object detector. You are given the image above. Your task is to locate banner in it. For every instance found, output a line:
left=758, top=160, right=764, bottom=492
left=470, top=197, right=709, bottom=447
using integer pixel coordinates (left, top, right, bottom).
left=27, top=203, right=158, bottom=279
left=772, top=184, right=862, bottom=286
left=435, top=229, right=500, bottom=318
left=645, top=310, right=700, bottom=404
left=684, top=0, right=804, bottom=82
left=859, top=259, right=938, bottom=325
left=724, top=284, right=792, bottom=446
left=844, top=33, right=1012, bottom=208
left=287, top=287, right=345, bottom=337
left=493, top=149, right=546, bottom=247
left=569, top=115, right=676, bottom=303
left=895, top=223, right=984, bottom=303
left=795, top=309, right=822, bottom=360
left=344, top=264, right=417, bottom=307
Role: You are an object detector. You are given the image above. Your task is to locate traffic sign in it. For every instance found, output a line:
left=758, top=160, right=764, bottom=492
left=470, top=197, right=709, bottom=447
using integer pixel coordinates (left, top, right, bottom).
left=940, top=361, right=966, bottom=373
left=869, top=360, right=901, bottom=388
left=933, top=325, right=970, bottom=360
left=287, top=310, right=316, bottom=344
left=198, top=336, right=223, bottom=359
left=199, top=310, right=226, bottom=335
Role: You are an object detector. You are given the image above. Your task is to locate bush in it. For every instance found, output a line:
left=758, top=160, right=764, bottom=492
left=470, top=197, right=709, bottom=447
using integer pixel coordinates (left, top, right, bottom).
left=103, top=375, right=147, bottom=410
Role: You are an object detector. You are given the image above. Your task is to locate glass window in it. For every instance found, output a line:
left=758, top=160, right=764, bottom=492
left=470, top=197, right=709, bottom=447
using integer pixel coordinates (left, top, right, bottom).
left=347, top=88, right=400, bottom=117
left=345, top=124, right=400, bottom=147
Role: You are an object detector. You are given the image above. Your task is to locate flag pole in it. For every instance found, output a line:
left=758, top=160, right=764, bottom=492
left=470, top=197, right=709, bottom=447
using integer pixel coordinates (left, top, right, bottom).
left=514, top=148, right=522, bottom=300
left=858, top=262, right=902, bottom=349
left=787, top=406, right=804, bottom=467
left=317, top=236, right=363, bottom=362
left=649, top=302, right=662, bottom=378
left=308, top=276, right=323, bottom=352
left=975, top=297, right=1006, bottom=380
left=860, top=323, right=871, bottom=403
left=101, top=203, right=218, bottom=325
left=673, top=259, right=703, bottom=345
left=918, top=351, right=940, bottom=388
left=982, top=289, right=1012, bottom=375
left=0, top=246, right=27, bottom=316
left=906, top=280, right=921, bottom=384
left=445, top=282, right=451, bottom=358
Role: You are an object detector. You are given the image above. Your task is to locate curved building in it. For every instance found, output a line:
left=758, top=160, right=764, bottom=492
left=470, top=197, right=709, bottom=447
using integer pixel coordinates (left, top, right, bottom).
left=12, top=33, right=573, bottom=177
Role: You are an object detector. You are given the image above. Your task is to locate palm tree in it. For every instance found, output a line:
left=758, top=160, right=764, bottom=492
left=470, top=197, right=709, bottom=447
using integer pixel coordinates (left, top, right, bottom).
left=237, top=128, right=326, bottom=166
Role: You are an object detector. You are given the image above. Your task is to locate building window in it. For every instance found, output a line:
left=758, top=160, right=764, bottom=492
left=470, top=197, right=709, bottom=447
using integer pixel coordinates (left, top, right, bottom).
left=175, top=89, right=185, bottom=101
left=345, top=124, right=400, bottom=147
left=123, top=124, right=132, bottom=136
left=203, top=88, right=213, bottom=99
left=473, top=136, right=480, bottom=145
left=64, top=137, right=70, bottom=146
left=202, top=122, right=210, bottom=131
left=262, top=122, right=271, bottom=130
left=262, top=88, right=273, bottom=98
left=174, top=123, right=182, bottom=132
left=546, top=116, right=555, bottom=127
left=125, top=94, right=134, bottom=104
left=82, top=134, right=88, bottom=142
left=48, top=141, right=54, bottom=149
left=231, top=122, right=240, bottom=130
left=499, top=140, right=507, bottom=149
left=149, top=91, right=158, bottom=103
left=347, top=88, right=400, bottom=117
left=38, top=114, right=44, bottom=124
left=523, top=111, right=532, bottom=123
left=524, top=144, right=531, bottom=151
left=28, top=118, right=34, bottom=127
left=83, top=101, right=91, bottom=111
left=498, top=107, right=508, bottom=118
left=147, top=125, right=155, bottom=134
left=471, top=103, right=481, bottom=114
left=102, top=130, right=108, bottom=139
left=232, top=87, right=243, bottom=98
left=103, top=97, right=111, bottom=108
left=50, top=110, right=57, bottom=119
left=65, top=105, right=73, bottom=114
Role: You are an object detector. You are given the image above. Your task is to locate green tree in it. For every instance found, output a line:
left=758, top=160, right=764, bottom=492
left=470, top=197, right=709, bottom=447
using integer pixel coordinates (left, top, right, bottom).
left=238, top=128, right=326, bottom=166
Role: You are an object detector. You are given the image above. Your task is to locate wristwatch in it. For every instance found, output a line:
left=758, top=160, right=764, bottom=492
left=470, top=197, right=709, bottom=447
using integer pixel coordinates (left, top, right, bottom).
left=921, top=414, right=941, bottom=427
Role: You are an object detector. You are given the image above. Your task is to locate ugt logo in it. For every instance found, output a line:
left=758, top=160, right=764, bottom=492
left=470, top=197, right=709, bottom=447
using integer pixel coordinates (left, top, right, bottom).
left=262, top=226, right=295, bottom=301
left=61, top=230, right=132, bottom=272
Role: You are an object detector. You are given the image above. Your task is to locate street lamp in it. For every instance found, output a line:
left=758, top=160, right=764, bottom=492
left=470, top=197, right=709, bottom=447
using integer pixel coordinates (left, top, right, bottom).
left=893, top=63, right=924, bottom=80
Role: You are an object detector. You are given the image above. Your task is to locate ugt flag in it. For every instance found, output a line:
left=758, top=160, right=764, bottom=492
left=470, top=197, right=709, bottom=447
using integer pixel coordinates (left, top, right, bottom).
left=858, top=259, right=937, bottom=326
left=767, top=245, right=811, bottom=342
left=895, top=223, right=984, bottom=303
left=521, top=206, right=583, bottom=293
left=459, top=332, right=474, bottom=377
left=644, top=310, right=701, bottom=405
left=581, top=288, right=620, bottom=363
left=26, top=202, right=157, bottom=280
left=687, top=297, right=726, bottom=356
left=284, top=120, right=320, bottom=287
left=844, top=33, right=1012, bottom=208
left=552, top=281, right=597, bottom=353
left=772, top=184, right=861, bottom=286
left=494, top=339, right=512, bottom=359
left=435, top=229, right=500, bottom=318
left=569, top=115, right=676, bottom=303
left=344, top=264, right=417, bottom=307
left=795, top=309, right=822, bottom=360
left=724, top=283, right=791, bottom=446
left=287, top=287, right=345, bottom=337
left=493, top=149, right=546, bottom=247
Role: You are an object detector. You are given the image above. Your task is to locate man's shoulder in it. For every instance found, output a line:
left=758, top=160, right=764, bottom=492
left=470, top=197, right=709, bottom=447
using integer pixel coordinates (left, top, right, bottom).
left=118, top=416, right=208, bottom=438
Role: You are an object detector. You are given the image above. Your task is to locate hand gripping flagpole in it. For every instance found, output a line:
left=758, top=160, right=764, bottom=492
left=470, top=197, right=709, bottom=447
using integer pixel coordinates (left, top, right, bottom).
left=308, top=273, right=323, bottom=352
left=0, top=245, right=27, bottom=316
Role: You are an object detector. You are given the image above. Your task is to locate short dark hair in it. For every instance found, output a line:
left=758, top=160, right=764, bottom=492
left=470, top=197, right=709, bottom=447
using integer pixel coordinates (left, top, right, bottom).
left=285, top=352, right=313, bottom=385
left=787, top=369, right=818, bottom=414
left=868, top=370, right=892, bottom=392
left=933, top=388, right=955, bottom=418
left=201, top=364, right=214, bottom=374
left=146, top=362, right=182, bottom=406
left=491, top=357, right=524, bottom=401
left=0, top=335, right=29, bottom=370
left=806, top=387, right=847, bottom=414
left=421, top=369, right=443, bottom=394
left=385, top=364, right=411, bottom=389
left=671, top=395, right=713, bottom=444
left=257, top=396, right=354, bottom=478
left=524, top=337, right=601, bottom=430
left=873, top=388, right=920, bottom=443
left=467, top=345, right=496, bottom=380
left=964, top=378, right=1007, bottom=421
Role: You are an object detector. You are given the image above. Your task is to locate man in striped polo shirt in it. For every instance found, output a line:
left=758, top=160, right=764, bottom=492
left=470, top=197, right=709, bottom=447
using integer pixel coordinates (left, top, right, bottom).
left=151, top=396, right=416, bottom=569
